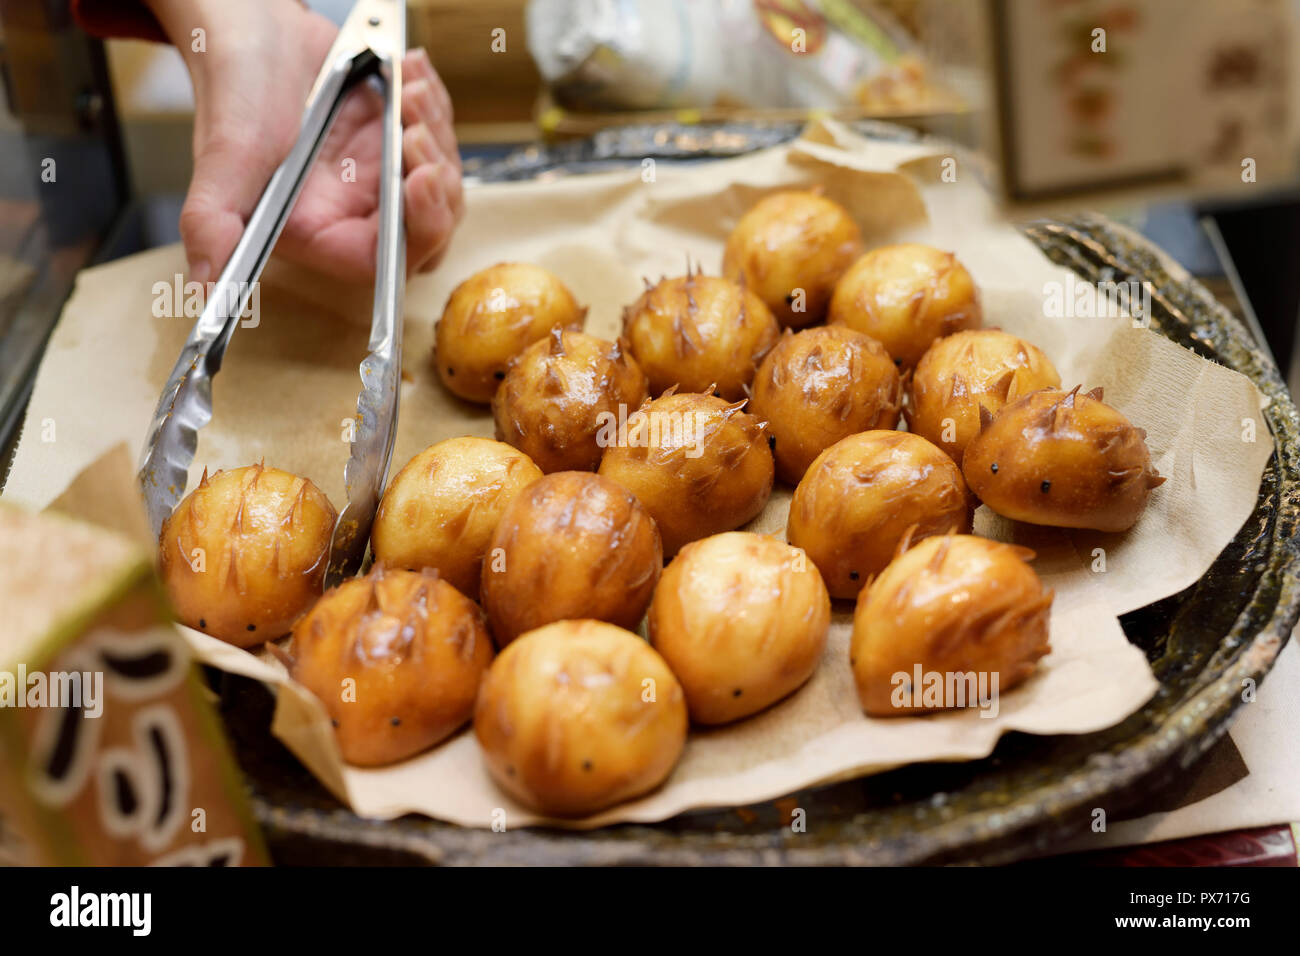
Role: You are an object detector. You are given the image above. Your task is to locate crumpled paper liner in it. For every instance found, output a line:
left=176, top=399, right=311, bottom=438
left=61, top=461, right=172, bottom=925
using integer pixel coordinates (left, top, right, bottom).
left=7, top=120, right=1272, bottom=828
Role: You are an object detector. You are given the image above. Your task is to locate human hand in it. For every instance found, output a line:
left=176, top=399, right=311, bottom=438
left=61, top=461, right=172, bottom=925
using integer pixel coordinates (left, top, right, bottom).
left=146, top=0, right=463, bottom=285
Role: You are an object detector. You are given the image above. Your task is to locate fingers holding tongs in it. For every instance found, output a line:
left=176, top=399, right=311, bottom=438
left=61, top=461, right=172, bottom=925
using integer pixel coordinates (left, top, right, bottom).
left=138, top=0, right=407, bottom=588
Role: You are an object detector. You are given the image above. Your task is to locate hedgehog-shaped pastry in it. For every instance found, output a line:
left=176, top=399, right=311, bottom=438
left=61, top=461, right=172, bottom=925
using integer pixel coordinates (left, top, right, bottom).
left=286, top=566, right=493, bottom=766
left=787, top=430, right=971, bottom=600
left=828, top=243, right=983, bottom=369
left=962, top=385, right=1165, bottom=532
left=491, top=328, right=649, bottom=473
left=620, top=268, right=780, bottom=402
left=434, top=262, right=587, bottom=404
left=371, top=436, right=543, bottom=597
left=722, top=189, right=864, bottom=329
left=851, top=532, right=1054, bottom=716
left=750, top=325, right=903, bottom=484
left=905, top=328, right=1061, bottom=463
left=159, top=463, right=336, bottom=647
left=480, top=471, right=663, bottom=645
left=598, top=389, right=774, bottom=556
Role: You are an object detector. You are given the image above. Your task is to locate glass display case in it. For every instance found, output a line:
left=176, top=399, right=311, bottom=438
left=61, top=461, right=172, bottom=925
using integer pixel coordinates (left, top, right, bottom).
left=0, top=0, right=127, bottom=478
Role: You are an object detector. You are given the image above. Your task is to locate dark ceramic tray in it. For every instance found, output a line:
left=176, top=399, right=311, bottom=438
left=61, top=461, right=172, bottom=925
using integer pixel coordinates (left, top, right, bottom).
left=218, top=124, right=1300, bottom=866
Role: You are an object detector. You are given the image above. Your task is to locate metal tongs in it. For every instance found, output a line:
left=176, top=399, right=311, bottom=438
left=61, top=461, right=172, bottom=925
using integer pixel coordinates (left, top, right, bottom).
left=138, top=0, right=405, bottom=588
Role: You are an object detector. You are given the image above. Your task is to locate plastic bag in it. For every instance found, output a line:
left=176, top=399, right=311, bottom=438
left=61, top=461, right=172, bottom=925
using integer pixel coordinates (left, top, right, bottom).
left=526, top=0, right=934, bottom=112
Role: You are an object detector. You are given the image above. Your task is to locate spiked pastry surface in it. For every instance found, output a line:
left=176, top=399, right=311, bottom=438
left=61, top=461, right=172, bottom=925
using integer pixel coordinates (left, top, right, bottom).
left=158, top=463, right=336, bottom=647
left=598, top=389, right=774, bottom=556
left=963, top=385, right=1165, bottom=532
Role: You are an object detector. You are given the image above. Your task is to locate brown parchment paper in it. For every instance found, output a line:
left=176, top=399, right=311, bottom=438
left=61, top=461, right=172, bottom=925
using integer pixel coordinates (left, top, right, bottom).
left=6, top=120, right=1273, bottom=828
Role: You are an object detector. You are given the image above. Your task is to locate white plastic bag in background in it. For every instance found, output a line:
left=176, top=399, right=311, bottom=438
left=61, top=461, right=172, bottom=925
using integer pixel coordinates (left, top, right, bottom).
left=525, top=0, right=933, bottom=112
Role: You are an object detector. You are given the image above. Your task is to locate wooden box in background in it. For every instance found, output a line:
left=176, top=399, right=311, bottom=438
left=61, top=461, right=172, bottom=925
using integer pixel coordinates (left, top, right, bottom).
left=407, top=0, right=541, bottom=143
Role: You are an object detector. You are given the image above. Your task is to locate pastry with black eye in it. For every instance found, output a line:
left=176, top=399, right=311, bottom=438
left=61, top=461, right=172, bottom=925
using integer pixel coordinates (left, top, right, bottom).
left=480, top=471, right=662, bottom=645
left=371, top=437, right=543, bottom=597
left=722, top=189, right=863, bottom=329
left=786, top=430, right=971, bottom=599
left=435, top=262, right=586, bottom=403
left=288, top=566, right=493, bottom=766
left=492, top=329, right=649, bottom=473
left=749, top=325, right=901, bottom=483
left=473, top=619, right=688, bottom=816
left=159, top=463, right=336, bottom=647
left=648, top=532, right=830, bottom=724
left=962, top=385, right=1165, bottom=532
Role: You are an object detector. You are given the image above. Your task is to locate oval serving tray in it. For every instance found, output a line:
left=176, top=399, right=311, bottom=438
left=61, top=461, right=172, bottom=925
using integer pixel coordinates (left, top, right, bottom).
left=216, top=123, right=1300, bottom=866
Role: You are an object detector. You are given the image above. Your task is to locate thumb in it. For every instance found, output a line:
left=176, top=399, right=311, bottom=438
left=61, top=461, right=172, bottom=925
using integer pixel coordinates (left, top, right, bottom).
left=178, top=133, right=275, bottom=287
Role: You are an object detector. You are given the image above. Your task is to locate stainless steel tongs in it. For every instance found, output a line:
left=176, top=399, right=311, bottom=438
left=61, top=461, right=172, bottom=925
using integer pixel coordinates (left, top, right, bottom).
left=138, top=0, right=406, bottom=588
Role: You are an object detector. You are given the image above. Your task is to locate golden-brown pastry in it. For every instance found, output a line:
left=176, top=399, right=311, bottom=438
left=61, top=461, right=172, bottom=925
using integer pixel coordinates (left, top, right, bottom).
left=597, top=390, right=774, bottom=557
left=288, top=567, right=493, bottom=766
left=907, top=329, right=1060, bottom=463
left=473, top=619, right=688, bottom=816
left=787, top=430, right=970, bottom=599
left=828, top=243, right=982, bottom=368
left=749, top=325, right=902, bottom=483
left=648, top=532, right=830, bottom=724
left=722, top=189, right=863, bottom=328
left=480, top=471, right=661, bottom=645
left=435, top=262, right=586, bottom=403
left=850, top=534, right=1053, bottom=716
left=491, top=328, right=649, bottom=473
left=621, top=271, right=780, bottom=401
left=962, top=385, right=1165, bottom=532
left=159, top=463, right=336, bottom=647
left=371, top=437, right=543, bottom=597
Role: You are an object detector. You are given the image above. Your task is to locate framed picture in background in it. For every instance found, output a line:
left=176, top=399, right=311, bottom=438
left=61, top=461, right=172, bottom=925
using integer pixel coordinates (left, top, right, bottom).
left=989, top=0, right=1295, bottom=206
